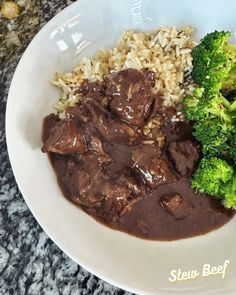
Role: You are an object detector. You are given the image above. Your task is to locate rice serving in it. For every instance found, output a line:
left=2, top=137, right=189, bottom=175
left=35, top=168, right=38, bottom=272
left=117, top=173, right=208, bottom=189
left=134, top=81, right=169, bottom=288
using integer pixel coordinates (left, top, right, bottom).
left=52, top=26, right=196, bottom=114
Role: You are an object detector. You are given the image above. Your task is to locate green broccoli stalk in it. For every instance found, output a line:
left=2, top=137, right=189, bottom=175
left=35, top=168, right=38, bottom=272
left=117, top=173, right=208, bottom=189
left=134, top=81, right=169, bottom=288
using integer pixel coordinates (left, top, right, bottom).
left=192, top=157, right=233, bottom=196
left=229, top=100, right=236, bottom=112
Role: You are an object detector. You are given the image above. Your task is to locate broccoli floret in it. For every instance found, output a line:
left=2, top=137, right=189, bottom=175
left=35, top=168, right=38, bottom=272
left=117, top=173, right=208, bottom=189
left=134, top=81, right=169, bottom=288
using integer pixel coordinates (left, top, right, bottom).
left=194, top=119, right=233, bottom=157
left=222, top=64, right=236, bottom=97
left=221, top=42, right=236, bottom=93
left=221, top=174, right=236, bottom=209
left=183, top=87, right=231, bottom=122
left=192, top=157, right=236, bottom=209
left=192, top=30, right=236, bottom=108
left=191, top=31, right=233, bottom=88
left=201, top=91, right=231, bottom=122
left=184, top=31, right=236, bottom=123
left=182, top=88, right=204, bottom=121
left=227, top=129, right=236, bottom=164
left=192, top=157, right=233, bottom=196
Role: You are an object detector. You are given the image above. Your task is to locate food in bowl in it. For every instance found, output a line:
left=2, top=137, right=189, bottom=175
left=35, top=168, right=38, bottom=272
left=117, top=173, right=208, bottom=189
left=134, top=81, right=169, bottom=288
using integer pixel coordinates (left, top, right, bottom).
left=42, top=27, right=236, bottom=240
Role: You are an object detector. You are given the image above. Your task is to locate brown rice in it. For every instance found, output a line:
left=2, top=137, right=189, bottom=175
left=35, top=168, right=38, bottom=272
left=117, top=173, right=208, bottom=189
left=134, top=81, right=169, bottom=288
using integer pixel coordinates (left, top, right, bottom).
left=52, top=26, right=196, bottom=115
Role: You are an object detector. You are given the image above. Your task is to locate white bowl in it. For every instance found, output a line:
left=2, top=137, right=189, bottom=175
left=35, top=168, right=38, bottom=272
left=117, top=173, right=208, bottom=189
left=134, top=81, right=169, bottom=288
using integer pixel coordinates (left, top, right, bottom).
left=6, top=1, right=236, bottom=294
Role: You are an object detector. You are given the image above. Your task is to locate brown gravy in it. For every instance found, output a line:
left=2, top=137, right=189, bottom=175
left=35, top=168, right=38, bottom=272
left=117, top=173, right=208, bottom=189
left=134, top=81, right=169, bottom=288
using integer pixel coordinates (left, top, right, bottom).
left=42, top=69, right=234, bottom=241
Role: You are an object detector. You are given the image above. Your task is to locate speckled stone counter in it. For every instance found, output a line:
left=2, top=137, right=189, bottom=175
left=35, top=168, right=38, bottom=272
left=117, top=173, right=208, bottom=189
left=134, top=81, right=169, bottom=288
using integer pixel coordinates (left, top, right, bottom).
left=0, top=1, right=132, bottom=294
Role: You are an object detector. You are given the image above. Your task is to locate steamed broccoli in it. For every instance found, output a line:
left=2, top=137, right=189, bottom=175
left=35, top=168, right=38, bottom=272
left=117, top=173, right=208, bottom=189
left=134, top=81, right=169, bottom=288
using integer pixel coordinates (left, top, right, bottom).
left=192, top=157, right=236, bottom=209
left=222, top=64, right=236, bottom=97
left=183, top=30, right=236, bottom=210
left=191, top=31, right=236, bottom=91
left=192, top=157, right=233, bottom=196
left=184, top=31, right=236, bottom=122
left=183, top=87, right=231, bottom=122
left=221, top=174, right=236, bottom=209
left=182, top=88, right=204, bottom=121
left=227, top=129, right=236, bottom=164
left=194, top=119, right=233, bottom=157
left=201, top=91, right=231, bottom=122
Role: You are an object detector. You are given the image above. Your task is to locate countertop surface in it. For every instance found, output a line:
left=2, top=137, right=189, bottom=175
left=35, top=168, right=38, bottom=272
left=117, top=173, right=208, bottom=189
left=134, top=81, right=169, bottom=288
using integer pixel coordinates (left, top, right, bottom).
left=0, top=1, right=132, bottom=294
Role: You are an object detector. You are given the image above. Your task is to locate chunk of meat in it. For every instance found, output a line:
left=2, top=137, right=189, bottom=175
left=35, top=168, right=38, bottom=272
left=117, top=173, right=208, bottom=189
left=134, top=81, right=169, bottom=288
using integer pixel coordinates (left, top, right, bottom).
left=160, top=194, right=183, bottom=215
left=66, top=104, right=90, bottom=124
left=78, top=80, right=106, bottom=104
left=42, top=114, right=60, bottom=143
left=98, top=174, right=145, bottom=219
left=160, top=193, right=194, bottom=220
left=117, top=174, right=145, bottom=198
left=102, top=175, right=142, bottom=202
left=103, top=143, right=132, bottom=177
left=62, top=160, right=91, bottom=197
left=51, top=157, right=88, bottom=200
left=168, top=140, right=199, bottom=176
left=106, top=69, right=154, bottom=126
left=131, top=145, right=176, bottom=189
left=88, top=135, right=111, bottom=163
left=42, top=119, right=87, bottom=155
left=145, top=94, right=164, bottom=123
left=60, top=155, right=105, bottom=207
left=66, top=105, right=111, bottom=163
left=62, top=155, right=144, bottom=219
left=86, top=103, right=140, bottom=145
left=107, top=119, right=138, bottom=143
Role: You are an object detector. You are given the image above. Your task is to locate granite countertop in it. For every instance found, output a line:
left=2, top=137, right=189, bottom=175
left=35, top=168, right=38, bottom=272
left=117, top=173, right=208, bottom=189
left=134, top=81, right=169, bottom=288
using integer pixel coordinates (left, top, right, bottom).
left=0, top=1, right=132, bottom=294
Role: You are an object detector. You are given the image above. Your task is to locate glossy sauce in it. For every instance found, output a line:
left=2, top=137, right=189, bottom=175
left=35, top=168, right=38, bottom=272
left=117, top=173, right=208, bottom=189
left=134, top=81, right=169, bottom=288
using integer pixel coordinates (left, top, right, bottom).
left=42, top=69, right=234, bottom=240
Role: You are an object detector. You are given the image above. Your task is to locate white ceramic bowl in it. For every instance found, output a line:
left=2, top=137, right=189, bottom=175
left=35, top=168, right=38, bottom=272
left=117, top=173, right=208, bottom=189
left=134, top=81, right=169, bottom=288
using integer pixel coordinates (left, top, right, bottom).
left=6, top=1, right=236, bottom=294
